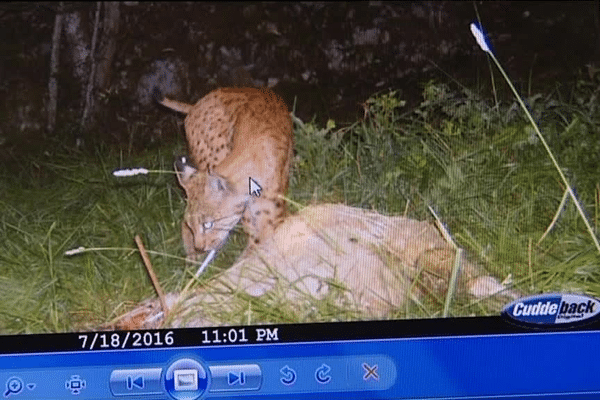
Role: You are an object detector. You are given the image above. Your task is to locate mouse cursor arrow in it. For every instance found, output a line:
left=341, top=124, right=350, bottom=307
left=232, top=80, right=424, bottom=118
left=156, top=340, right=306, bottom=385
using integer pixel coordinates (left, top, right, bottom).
left=249, top=177, right=262, bottom=197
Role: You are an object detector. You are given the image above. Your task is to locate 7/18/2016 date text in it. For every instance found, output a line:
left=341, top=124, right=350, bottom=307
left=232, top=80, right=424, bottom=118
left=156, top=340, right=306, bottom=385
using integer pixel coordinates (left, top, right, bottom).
left=77, top=327, right=279, bottom=350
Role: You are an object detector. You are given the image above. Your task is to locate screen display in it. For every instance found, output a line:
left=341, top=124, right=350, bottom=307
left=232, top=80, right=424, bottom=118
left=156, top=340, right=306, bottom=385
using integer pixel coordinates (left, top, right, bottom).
left=1, top=3, right=599, bottom=399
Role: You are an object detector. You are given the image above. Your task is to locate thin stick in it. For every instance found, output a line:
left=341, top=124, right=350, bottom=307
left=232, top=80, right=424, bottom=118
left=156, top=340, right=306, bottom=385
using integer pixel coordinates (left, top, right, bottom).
left=403, top=199, right=410, bottom=217
left=134, top=235, right=169, bottom=320
left=443, top=248, right=463, bottom=318
left=537, top=188, right=569, bottom=245
left=428, top=206, right=458, bottom=249
left=594, top=183, right=600, bottom=229
left=471, top=23, right=600, bottom=255
left=428, top=206, right=462, bottom=317
left=528, top=237, right=534, bottom=291
left=487, top=51, right=600, bottom=256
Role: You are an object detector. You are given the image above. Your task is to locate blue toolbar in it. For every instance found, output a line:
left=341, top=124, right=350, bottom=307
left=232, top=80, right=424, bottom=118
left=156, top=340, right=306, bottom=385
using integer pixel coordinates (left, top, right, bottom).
left=1, top=330, right=599, bottom=399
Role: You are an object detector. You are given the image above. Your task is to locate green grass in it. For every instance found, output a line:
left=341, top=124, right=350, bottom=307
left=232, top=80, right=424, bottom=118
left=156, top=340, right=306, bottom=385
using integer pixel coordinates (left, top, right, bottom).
left=1, top=71, right=599, bottom=333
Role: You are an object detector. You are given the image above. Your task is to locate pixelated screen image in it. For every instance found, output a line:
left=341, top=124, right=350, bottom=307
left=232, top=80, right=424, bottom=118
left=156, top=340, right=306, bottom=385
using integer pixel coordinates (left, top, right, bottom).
left=0, top=2, right=598, bottom=337
left=1, top=3, right=600, bottom=400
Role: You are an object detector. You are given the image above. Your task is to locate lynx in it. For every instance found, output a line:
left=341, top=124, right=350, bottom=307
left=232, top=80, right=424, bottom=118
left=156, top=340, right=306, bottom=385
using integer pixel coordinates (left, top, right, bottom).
left=159, top=87, right=293, bottom=261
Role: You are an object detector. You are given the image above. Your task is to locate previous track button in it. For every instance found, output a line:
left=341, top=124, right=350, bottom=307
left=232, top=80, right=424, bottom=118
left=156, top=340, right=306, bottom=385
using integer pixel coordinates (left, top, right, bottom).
left=109, top=368, right=162, bottom=396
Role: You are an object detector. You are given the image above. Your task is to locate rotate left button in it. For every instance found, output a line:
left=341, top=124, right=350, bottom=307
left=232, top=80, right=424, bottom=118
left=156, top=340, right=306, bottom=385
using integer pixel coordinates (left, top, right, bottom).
left=110, top=368, right=162, bottom=396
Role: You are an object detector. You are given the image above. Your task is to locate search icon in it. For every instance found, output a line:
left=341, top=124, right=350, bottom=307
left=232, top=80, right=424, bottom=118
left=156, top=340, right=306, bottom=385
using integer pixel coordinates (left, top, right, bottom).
left=4, top=377, right=23, bottom=398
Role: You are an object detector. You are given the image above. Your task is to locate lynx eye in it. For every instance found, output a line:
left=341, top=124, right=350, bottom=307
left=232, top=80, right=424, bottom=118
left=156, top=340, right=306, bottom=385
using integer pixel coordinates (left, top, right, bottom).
left=203, top=221, right=214, bottom=230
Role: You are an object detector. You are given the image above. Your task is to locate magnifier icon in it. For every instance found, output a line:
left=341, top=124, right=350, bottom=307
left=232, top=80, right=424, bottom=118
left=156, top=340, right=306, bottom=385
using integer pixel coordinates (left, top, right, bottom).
left=4, top=377, right=23, bottom=397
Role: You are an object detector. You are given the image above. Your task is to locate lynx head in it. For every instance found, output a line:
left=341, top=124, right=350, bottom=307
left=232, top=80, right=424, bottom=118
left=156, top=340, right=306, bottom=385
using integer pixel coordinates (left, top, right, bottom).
left=175, top=157, right=246, bottom=253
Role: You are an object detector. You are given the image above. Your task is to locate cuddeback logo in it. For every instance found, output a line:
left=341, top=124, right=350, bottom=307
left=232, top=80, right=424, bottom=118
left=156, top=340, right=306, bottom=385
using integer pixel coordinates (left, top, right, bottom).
left=502, top=293, right=600, bottom=328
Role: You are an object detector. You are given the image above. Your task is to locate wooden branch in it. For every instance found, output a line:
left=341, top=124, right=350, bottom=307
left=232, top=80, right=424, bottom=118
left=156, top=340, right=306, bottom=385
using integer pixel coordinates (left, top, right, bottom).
left=134, top=235, right=169, bottom=320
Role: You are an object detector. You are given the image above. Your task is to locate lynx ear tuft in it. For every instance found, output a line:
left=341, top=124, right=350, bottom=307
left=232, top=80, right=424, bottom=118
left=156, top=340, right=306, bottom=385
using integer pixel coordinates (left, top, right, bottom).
left=174, top=156, right=197, bottom=187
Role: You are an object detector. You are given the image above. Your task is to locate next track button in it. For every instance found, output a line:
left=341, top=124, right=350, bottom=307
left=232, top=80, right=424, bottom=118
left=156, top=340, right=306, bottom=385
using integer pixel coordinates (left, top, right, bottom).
left=209, top=364, right=262, bottom=392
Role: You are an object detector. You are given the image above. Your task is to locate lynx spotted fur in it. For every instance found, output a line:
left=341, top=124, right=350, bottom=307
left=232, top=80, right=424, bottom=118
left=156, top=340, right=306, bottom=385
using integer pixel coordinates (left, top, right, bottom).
left=160, top=87, right=293, bottom=260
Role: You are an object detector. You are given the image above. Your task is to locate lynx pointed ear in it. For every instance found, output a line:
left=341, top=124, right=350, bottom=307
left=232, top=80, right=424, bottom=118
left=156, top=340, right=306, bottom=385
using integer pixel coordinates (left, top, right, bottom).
left=207, top=173, right=231, bottom=193
left=174, top=156, right=197, bottom=188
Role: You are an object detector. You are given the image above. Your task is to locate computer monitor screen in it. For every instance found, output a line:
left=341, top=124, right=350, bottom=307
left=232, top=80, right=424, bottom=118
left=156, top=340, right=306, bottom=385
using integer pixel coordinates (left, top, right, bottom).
left=1, top=3, right=599, bottom=399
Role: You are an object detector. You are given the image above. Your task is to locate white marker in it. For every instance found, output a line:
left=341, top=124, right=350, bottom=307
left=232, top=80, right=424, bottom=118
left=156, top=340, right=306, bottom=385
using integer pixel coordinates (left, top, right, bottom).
left=195, top=249, right=217, bottom=277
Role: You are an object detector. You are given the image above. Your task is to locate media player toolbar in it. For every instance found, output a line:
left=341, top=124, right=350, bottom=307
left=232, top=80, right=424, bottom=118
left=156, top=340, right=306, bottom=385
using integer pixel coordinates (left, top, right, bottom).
left=1, top=355, right=395, bottom=399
